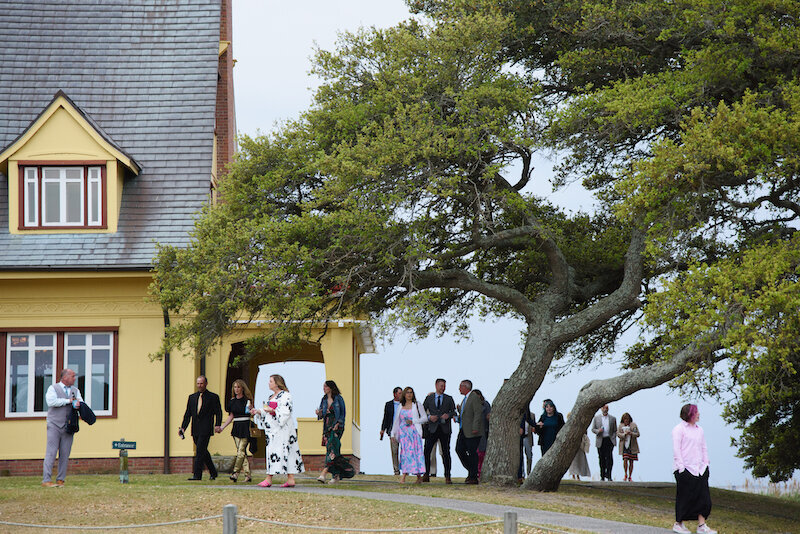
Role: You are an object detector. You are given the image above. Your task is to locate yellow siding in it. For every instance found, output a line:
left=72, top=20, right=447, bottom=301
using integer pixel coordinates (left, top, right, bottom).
left=0, top=273, right=364, bottom=462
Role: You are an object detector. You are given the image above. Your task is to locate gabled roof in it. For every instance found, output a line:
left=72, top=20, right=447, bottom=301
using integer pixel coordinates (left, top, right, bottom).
left=0, top=90, right=141, bottom=175
left=0, top=0, right=221, bottom=270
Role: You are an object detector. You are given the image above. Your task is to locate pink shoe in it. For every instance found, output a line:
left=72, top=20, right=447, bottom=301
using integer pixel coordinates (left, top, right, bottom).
left=258, top=480, right=271, bottom=487
left=280, top=482, right=295, bottom=487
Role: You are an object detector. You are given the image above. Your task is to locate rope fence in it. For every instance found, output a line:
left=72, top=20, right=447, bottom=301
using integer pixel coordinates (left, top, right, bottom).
left=0, top=505, right=577, bottom=533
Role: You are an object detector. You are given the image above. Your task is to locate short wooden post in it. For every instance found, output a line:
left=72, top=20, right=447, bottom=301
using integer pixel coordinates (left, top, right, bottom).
left=223, top=503, right=237, bottom=534
left=504, top=511, right=517, bottom=534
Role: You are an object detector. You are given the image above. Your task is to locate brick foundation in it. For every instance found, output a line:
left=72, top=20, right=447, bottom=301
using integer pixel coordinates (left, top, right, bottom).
left=0, top=454, right=360, bottom=477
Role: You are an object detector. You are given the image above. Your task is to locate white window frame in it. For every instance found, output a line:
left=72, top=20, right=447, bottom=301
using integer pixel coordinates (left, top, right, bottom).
left=4, top=333, right=56, bottom=418
left=20, top=165, right=104, bottom=229
left=64, top=332, right=114, bottom=416
left=4, top=331, right=115, bottom=418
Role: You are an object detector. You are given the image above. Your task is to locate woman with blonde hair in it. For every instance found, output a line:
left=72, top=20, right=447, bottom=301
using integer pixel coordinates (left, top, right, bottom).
left=218, top=379, right=254, bottom=483
left=250, top=374, right=304, bottom=487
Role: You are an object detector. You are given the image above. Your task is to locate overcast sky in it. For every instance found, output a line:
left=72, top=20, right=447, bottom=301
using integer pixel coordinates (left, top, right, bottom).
left=231, top=0, right=749, bottom=487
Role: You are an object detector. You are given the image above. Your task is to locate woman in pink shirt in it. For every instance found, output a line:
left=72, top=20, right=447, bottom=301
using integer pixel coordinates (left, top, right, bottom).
left=671, top=404, right=716, bottom=534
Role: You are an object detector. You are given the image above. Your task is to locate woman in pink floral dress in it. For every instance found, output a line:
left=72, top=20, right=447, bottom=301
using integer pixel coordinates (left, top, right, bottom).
left=390, top=386, right=428, bottom=483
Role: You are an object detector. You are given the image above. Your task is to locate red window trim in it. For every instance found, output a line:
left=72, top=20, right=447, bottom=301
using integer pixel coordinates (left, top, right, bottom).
left=17, top=162, right=108, bottom=230
left=1, top=327, right=119, bottom=421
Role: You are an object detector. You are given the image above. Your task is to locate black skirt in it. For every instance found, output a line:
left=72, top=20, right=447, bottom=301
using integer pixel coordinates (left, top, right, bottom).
left=674, top=467, right=712, bottom=522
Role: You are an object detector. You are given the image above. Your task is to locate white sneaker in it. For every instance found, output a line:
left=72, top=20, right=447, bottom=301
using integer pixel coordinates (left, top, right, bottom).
left=696, top=524, right=717, bottom=534
left=672, top=523, right=691, bottom=534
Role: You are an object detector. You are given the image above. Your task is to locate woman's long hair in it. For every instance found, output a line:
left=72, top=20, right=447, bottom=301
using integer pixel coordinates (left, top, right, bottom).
left=402, top=386, right=417, bottom=405
left=271, top=374, right=289, bottom=392
left=230, top=379, right=253, bottom=401
left=541, top=399, right=559, bottom=419
left=621, top=412, right=633, bottom=425
left=325, top=380, right=341, bottom=398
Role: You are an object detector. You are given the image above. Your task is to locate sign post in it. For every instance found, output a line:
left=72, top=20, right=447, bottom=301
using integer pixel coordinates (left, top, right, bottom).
left=112, top=439, right=136, bottom=483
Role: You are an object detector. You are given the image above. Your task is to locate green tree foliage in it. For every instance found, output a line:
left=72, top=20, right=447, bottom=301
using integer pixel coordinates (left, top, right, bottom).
left=411, top=0, right=800, bottom=481
left=153, top=0, right=800, bottom=485
left=152, top=12, right=647, bottom=489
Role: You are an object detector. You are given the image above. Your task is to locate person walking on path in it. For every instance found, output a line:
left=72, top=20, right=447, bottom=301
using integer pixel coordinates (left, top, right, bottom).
left=672, top=404, right=716, bottom=534
left=217, top=379, right=253, bottom=483
left=455, top=379, right=483, bottom=484
left=591, top=404, right=617, bottom=481
left=180, top=375, right=222, bottom=481
left=250, top=374, right=304, bottom=487
left=315, top=380, right=346, bottom=484
left=617, top=412, right=640, bottom=482
left=422, top=378, right=456, bottom=484
left=390, top=386, right=428, bottom=483
left=380, top=387, right=403, bottom=476
left=567, top=412, right=591, bottom=480
left=42, top=368, right=83, bottom=487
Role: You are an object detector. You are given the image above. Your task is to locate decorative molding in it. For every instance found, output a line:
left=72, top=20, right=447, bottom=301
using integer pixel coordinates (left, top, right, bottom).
left=0, top=299, right=159, bottom=317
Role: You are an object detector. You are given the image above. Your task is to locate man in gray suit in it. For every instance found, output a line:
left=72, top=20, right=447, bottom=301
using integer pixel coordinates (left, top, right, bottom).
left=591, top=404, right=617, bottom=481
left=42, top=368, right=83, bottom=487
left=422, top=378, right=456, bottom=483
left=455, top=379, right=484, bottom=484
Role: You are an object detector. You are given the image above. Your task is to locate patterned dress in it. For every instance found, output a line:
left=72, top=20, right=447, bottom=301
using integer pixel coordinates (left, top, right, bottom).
left=397, top=407, right=425, bottom=475
left=255, top=390, right=305, bottom=475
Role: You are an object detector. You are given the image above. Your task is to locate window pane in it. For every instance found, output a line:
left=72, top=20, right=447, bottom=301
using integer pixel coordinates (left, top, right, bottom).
left=90, top=181, right=99, bottom=223
left=65, top=168, right=82, bottom=180
left=43, top=168, right=61, bottom=180
left=35, top=334, right=53, bottom=346
left=66, top=181, right=82, bottom=223
left=33, top=349, right=53, bottom=412
left=10, top=335, right=29, bottom=347
left=92, top=333, right=110, bottom=345
left=44, top=181, right=60, bottom=223
left=91, top=349, right=110, bottom=411
left=26, top=180, right=37, bottom=225
left=67, top=349, right=86, bottom=396
left=9, top=351, right=29, bottom=413
left=67, top=334, right=86, bottom=346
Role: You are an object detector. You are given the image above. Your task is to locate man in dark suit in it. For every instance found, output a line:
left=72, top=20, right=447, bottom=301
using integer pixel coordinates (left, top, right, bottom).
left=180, top=375, right=222, bottom=481
left=455, top=379, right=484, bottom=484
left=380, top=387, right=402, bottom=475
left=422, top=378, right=456, bottom=483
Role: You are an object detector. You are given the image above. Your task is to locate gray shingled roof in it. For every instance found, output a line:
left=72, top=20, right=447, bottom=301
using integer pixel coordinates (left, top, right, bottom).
left=0, top=0, right=221, bottom=270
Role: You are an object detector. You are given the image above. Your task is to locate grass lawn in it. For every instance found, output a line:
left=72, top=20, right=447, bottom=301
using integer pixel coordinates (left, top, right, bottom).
left=0, top=473, right=798, bottom=533
left=0, top=474, right=545, bottom=533
left=319, top=475, right=800, bottom=534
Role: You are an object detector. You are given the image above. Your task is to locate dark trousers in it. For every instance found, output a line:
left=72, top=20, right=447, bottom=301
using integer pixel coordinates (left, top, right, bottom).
left=675, top=467, right=712, bottom=522
left=193, top=434, right=217, bottom=478
left=424, top=427, right=452, bottom=478
left=598, top=437, right=614, bottom=480
left=455, top=429, right=480, bottom=480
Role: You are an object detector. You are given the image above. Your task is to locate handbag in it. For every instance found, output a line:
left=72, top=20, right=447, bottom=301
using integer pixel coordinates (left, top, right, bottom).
left=249, top=422, right=262, bottom=438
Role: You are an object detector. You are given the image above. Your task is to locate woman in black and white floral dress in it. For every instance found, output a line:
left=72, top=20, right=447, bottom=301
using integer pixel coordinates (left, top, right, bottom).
left=250, top=374, right=304, bottom=487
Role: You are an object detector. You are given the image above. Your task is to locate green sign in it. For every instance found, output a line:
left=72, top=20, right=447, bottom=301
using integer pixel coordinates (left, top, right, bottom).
left=112, top=440, right=136, bottom=450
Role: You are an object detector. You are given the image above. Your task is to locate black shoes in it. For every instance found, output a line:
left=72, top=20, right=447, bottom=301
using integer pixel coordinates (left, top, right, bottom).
left=187, top=477, right=202, bottom=481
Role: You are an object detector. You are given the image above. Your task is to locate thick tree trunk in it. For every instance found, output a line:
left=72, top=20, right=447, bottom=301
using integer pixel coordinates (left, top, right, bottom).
left=481, top=327, right=556, bottom=485
left=525, top=332, right=725, bottom=491
left=481, top=231, right=647, bottom=487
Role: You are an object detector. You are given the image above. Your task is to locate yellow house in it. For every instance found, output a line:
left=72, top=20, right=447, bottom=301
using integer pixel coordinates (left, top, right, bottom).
left=0, top=0, right=369, bottom=476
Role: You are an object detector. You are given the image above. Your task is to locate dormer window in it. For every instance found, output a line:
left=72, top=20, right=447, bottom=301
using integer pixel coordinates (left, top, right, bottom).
left=0, top=91, right=140, bottom=235
left=21, top=164, right=105, bottom=229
